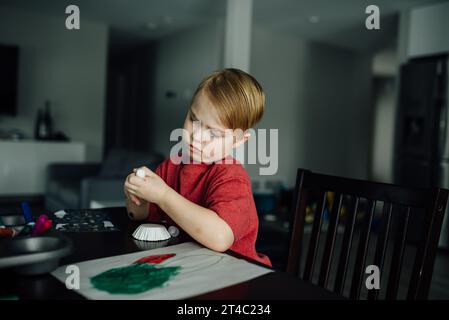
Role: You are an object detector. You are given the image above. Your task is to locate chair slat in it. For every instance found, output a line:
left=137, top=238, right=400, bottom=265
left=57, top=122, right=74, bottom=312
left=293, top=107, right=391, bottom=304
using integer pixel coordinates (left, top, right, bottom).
left=318, top=193, right=343, bottom=288
left=287, top=171, right=309, bottom=276
left=303, top=191, right=327, bottom=281
left=367, top=202, right=393, bottom=300
left=350, top=199, right=376, bottom=299
left=386, top=206, right=411, bottom=300
left=334, top=196, right=359, bottom=295
left=407, top=188, right=449, bottom=299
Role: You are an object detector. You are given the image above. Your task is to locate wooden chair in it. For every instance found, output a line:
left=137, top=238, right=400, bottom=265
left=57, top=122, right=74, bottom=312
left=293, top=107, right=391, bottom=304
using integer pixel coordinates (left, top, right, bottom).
left=286, top=169, right=448, bottom=300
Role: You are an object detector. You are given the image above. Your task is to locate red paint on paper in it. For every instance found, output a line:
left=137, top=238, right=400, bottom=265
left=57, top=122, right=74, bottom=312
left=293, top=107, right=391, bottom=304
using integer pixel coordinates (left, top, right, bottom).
left=134, top=253, right=176, bottom=265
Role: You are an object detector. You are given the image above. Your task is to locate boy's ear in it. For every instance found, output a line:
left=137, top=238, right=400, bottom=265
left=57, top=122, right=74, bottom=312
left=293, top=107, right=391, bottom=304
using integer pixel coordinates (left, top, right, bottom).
left=232, top=130, right=251, bottom=149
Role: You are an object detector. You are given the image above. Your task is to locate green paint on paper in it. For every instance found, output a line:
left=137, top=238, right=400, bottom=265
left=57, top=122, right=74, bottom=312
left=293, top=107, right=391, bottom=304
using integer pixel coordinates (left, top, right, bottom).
left=90, top=263, right=180, bottom=294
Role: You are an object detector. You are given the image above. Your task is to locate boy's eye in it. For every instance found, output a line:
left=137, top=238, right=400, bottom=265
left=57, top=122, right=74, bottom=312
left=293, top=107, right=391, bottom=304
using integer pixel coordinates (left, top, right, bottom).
left=189, top=113, right=199, bottom=124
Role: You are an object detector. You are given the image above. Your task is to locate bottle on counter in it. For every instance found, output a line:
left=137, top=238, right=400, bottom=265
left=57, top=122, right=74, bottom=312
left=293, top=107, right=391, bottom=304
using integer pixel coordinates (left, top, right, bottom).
left=34, top=100, right=54, bottom=140
left=34, top=108, right=45, bottom=140
left=43, top=100, right=53, bottom=140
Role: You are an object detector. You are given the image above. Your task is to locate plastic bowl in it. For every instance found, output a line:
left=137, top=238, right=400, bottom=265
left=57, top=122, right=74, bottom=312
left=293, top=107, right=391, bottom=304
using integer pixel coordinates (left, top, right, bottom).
left=0, top=236, right=72, bottom=275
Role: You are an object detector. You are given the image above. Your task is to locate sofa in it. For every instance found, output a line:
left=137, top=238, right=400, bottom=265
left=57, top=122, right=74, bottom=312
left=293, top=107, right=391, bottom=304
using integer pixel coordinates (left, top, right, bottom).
left=45, top=148, right=164, bottom=212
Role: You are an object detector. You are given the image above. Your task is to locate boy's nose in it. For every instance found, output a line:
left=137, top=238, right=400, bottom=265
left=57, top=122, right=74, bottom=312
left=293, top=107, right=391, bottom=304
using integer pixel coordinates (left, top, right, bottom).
left=192, top=122, right=209, bottom=144
left=192, top=127, right=202, bottom=143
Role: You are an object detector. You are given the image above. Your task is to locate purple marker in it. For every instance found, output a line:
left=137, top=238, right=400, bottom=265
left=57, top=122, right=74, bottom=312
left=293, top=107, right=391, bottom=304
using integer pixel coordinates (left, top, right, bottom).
left=31, top=215, right=49, bottom=236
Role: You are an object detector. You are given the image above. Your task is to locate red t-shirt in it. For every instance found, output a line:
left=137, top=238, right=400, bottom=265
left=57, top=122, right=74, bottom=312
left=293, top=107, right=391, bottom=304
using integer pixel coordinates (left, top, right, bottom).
left=147, top=156, right=272, bottom=267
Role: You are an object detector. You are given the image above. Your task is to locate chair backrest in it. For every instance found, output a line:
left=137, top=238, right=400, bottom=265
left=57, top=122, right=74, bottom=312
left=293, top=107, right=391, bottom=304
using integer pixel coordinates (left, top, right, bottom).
left=287, top=169, right=448, bottom=300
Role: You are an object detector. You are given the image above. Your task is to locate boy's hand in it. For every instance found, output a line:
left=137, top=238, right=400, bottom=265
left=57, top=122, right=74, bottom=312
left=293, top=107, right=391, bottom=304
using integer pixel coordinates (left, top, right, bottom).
left=124, top=166, right=170, bottom=206
left=123, top=174, right=146, bottom=206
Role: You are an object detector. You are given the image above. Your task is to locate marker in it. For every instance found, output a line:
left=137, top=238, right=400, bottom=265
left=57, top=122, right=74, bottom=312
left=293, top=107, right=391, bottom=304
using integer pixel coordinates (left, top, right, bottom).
left=39, top=219, right=53, bottom=235
left=17, top=202, right=35, bottom=236
left=21, top=202, right=34, bottom=224
left=31, top=215, right=49, bottom=236
left=0, top=227, right=16, bottom=238
left=31, top=215, right=53, bottom=236
left=31, top=219, right=52, bottom=236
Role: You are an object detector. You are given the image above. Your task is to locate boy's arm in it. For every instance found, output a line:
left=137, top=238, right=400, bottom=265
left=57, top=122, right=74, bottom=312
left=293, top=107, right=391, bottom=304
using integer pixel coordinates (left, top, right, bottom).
left=124, top=173, right=149, bottom=220
left=159, top=187, right=234, bottom=252
left=124, top=167, right=235, bottom=252
left=125, top=197, right=149, bottom=221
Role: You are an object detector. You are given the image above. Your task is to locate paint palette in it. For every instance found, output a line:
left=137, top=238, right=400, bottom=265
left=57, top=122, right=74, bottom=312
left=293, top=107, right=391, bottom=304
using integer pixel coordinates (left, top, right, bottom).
left=0, top=235, right=72, bottom=275
left=1, top=215, right=26, bottom=227
left=52, top=209, right=119, bottom=232
left=0, top=214, right=26, bottom=237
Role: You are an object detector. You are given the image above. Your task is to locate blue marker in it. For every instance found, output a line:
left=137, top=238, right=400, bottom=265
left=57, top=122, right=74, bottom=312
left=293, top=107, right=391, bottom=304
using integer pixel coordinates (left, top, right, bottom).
left=18, top=202, right=35, bottom=236
left=21, top=202, right=34, bottom=224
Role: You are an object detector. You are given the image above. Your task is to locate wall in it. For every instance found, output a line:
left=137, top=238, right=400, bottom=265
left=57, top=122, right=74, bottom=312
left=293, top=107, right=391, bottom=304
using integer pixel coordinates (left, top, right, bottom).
left=371, top=78, right=396, bottom=183
left=149, top=23, right=373, bottom=189
left=248, top=26, right=373, bottom=188
left=407, top=1, right=449, bottom=58
left=0, top=6, right=108, bottom=161
left=246, top=27, right=305, bottom=188
left=151, top=22, right=224, bottom=156
left=398, top=2, right=449, bottom=60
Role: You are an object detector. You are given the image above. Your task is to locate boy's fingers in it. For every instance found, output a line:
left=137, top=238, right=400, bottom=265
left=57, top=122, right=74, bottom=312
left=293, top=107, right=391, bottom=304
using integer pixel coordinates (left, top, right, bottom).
left=125, top=182, right=138, bottom=191
left=124, top=188, right=132, bottom=199
left=129, top=175, right=146, bottom=186
left=124, top=182, right=141, bottom=205
left=125, top=188, right=141, bottom=205
left=126, top=174, right=134, bottom=184
left=130, top=195, right=141, bottom=205
left=126, top=192, right=140, bottom=206
left=129, top=192, right=136, bottom=200
left=140, top=166, right=154, bottom=176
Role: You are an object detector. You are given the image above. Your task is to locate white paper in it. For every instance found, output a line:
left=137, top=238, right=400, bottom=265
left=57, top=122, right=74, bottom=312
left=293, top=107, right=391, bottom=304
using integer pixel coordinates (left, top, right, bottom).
left=54, top=210, right=68, bottom=219
left=51, top=242, right=272, bottom=300
left=103, top=221, right=114, bottom=228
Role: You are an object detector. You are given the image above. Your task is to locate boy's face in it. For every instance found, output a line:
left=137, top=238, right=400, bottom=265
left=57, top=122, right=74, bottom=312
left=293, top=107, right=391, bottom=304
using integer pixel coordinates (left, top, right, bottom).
left=182, top=91, right=245, bottom=163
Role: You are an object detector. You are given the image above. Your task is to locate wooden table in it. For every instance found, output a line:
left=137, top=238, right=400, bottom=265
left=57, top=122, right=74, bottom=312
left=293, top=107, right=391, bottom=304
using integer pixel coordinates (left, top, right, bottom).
left=0, top=207, right=343, bottom=300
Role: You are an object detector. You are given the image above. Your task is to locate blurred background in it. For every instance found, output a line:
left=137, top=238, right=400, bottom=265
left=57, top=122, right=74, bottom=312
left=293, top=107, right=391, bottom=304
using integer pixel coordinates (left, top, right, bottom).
left=1, top=0, right=449, bottom=297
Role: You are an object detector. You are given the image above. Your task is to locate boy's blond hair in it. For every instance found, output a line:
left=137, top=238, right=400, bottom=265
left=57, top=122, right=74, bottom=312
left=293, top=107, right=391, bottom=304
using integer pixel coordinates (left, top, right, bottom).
left=192, top=68, right=265, bottom=131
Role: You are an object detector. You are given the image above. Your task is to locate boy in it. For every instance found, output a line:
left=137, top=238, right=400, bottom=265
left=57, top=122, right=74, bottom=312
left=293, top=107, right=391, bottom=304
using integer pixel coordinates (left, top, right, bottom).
left=123, top=68, right=271, bottom=267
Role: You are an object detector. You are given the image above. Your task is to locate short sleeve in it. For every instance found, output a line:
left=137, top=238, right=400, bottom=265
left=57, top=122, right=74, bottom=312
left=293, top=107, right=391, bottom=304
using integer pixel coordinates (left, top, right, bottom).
left=205, top=178, right=252, bottom=243
left=147, top=202, right=162, bottom=222
left=147, top=161, right=165, bottom=222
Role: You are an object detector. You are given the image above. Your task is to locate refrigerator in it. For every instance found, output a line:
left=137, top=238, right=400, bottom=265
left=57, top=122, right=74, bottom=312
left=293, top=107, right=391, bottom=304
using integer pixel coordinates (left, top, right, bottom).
left=394, top=54, right=449, bottom=248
